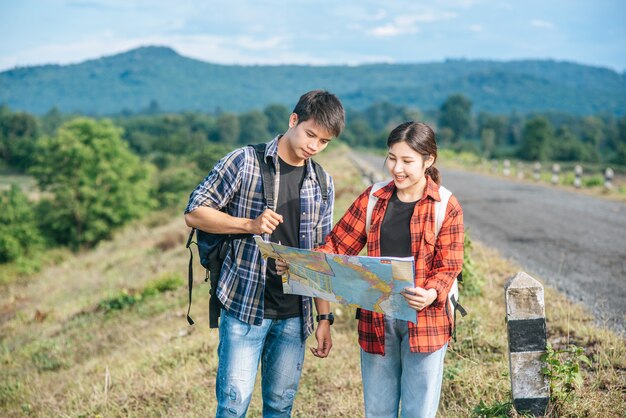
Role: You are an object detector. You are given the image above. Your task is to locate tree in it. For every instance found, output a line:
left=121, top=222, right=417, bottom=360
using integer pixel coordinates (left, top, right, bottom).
left=480, top=128, right=496, bottom=158
left=438, top=94, right=472, bottom=142
left=518, top=116, right=554, bottom=161
left=0, top=109, right=40, bottom=170
left=30, top=118, right=155, bottom=249
left=216, top=113, right=240, bottom=145
left=238, top=111, right=270, bottom=144
left=477, top=112, right=507, bottom=146
left=41, top=107, right=64, bottom=136
left=264, top=104, right=290, bottom=136
left=0, top=185, right=43, bottom=263
left=552, top=127, right=586, bottom=161
left=580, top=116, right=604, bottom=148
left=506, top=111, right=525, bottom=146
left=611, top=115, right=626, bottom=165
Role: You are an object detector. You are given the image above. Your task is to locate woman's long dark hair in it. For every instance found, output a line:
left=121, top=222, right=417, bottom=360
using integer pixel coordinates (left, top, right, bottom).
left=387, top=121, right=440, bottom=184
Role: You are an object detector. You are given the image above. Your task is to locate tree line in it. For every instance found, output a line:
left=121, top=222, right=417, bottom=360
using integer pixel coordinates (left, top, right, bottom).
left=1, top=96, right=625, bottom=265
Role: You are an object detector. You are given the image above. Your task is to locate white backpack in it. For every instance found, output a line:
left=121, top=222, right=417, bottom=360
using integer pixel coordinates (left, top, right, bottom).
left=365, top=181, right=466, bottom=324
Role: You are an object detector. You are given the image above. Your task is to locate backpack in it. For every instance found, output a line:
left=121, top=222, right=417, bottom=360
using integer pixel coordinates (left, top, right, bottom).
left=185, top=143, right=329, bottom=327
left=365, top=181, right=467, bottom=334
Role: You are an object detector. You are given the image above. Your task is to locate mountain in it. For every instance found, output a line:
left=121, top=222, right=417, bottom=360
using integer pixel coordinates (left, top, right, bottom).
left=1, top=46, right=625, bottom=115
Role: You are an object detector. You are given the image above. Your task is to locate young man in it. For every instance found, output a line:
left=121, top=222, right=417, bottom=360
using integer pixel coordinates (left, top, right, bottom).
left=184, top=90, right=345, bottom=417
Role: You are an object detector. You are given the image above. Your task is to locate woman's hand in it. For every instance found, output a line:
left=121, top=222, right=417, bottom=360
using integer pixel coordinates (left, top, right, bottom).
left=401, top=287, right=437, bottom=311
left=275, top=258, right=289, bottom=276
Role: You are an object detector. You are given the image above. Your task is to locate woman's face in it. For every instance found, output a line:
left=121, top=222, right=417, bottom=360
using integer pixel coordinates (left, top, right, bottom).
left=386, top=140, right=434, bottom=194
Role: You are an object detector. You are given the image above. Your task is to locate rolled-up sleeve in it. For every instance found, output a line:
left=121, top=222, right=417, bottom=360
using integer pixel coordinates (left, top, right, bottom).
left=184, top=148, right=245, bottom=214
left=317, top=186, right=370, bottom=256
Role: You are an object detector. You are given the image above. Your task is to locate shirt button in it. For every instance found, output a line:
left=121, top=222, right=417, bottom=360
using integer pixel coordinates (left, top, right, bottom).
left=302, top=212, right=306, bottom=216
left=301, top=234, right=306, bottom=238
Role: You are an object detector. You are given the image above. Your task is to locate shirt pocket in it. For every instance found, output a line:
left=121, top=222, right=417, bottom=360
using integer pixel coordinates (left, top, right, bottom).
left=423, top=230, right=436, bottom=266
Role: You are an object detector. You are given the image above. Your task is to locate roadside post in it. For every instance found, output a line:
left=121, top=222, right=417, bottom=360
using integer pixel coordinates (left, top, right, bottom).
left=533, top=162, right=541, bottom=181
left=551, top=164, right=560, bottom=186
left=574, top=165, right=583, bottom=188
left=503, top=159, right=511, bottom=176
left=505, top=272, right=550, bottom=416
left=517, top=162, right=525, bottom=180
left=604, top=167, right=614, bottom=190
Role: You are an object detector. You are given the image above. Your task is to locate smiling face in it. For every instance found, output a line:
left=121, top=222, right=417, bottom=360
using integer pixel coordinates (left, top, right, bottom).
left=386, top=140, right=435, bottom=198
left=278, top=113, right=333, bottom=166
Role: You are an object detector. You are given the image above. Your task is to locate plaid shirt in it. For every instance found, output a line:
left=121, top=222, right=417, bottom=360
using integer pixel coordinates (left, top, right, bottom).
left=185, top=137, right=334, bottom=339
left=317, top=176, right=463, bottom=353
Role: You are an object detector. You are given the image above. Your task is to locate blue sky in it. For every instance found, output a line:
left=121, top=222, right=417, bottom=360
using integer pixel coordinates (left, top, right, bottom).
left=1, top=0, right=625, bottom=72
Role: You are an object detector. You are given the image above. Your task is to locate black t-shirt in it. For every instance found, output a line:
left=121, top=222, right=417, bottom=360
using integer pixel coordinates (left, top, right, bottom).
left=264, top=157, right=305, bottom=319
left=380, top=191, right=418, bottom=258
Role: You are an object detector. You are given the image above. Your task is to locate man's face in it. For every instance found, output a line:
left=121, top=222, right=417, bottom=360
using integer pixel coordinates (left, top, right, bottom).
left=283, top=113, right=333, bottom=162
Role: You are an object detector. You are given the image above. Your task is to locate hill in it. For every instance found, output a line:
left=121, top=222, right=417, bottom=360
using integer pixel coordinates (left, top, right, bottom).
left=1, top=46, right=625, bottom=115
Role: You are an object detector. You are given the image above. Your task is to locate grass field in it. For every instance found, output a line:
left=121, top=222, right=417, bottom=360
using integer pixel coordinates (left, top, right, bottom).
left=1, top=145, right=624, bottom=417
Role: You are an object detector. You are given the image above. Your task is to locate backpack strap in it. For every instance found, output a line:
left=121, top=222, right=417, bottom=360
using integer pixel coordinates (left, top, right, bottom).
left=365, top=181, right=390, bottom=234
left=186, top=229, right=196, bottom=325
left=311, top=160, right=329, bottom=202
left=250, top=143, right=276, bottom=209
left=434, top=186, right=452, bottom=239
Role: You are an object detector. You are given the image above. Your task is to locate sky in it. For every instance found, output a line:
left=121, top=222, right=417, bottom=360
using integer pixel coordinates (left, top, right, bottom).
left=1, top=0, right=625, bottom=73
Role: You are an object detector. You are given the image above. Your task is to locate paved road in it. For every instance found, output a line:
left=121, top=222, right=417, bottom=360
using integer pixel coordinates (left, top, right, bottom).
left=354, top=153, right=626, bottom=333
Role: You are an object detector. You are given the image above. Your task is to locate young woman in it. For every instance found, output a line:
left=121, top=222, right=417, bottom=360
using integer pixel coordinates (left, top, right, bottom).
left=279, top=121, right=464, bottom=417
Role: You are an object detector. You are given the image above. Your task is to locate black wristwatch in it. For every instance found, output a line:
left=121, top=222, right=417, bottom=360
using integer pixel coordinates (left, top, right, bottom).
left=316, top=312, right=334, bottom=325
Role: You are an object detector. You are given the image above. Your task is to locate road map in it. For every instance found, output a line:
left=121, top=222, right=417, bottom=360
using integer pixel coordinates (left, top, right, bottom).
left=254, top=236, right=417, bottom=323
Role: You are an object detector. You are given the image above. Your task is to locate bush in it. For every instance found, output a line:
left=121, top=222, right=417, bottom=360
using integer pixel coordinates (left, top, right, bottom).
left=98, top=274, right=183, bottom=313
left=0, top=185, right=44, bottom=263
left=30, top=118, right=156, bottom=249
left=461, top=233, right=484, bottom=297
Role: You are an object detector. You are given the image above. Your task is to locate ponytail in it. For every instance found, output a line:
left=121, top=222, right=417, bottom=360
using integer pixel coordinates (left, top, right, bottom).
left=426, top=165, right=440, bottom=185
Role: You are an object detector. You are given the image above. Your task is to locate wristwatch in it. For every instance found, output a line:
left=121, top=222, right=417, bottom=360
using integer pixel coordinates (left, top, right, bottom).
left=316, top=312, right=334, bottom=325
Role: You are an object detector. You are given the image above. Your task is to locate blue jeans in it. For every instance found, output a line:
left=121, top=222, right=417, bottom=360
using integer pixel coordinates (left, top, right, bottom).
left=215, top=309, right=305, bottom=417
left=361, top=317, right=447, bottom=418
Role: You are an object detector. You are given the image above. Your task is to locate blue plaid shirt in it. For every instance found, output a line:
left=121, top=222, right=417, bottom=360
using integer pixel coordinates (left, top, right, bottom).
left=185, top=137, right=334, bottom=339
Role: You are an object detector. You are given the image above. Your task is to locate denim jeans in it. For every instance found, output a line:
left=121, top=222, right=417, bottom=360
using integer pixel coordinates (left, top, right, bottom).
left=215, top=309, right=305, bottom=418
left=361, top=317, right=447, bottom=418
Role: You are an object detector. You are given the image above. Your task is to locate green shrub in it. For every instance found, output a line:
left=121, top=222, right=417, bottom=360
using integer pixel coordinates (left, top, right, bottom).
left=541, top=343, right=591, bottom=408
left=462, top=234, right=484, bottom=297
left=582, top=174, right=604, bottom=187
left=98, top=289, right=138, bottom=312
left=0, top=185, right=44, bottom=263
left=471, top=399, right=513, bottom=417
left=98, top=274, right=183, bottom=313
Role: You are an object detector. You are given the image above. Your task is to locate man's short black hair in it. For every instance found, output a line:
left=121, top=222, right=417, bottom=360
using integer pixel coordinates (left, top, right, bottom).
left=292, top=90, right=345, bottom=138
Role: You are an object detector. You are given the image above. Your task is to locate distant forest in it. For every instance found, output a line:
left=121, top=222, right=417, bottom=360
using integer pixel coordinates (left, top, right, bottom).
left=2, top=46, right=625, bottom=115
left=2, top=93, right=625, bottom=177
left=1, top=92, right=625, bottom=264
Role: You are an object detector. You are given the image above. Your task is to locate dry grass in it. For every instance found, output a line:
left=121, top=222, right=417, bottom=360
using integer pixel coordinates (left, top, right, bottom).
left=1, top=144, right=624, bottom=417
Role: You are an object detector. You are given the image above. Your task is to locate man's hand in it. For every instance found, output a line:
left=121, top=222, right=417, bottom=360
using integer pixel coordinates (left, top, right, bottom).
left=311, top=321, right=332, bottom=358
left=402, top=287, right=437, bottom=311
left=250, top=209, right=283, bottom=235
left=275, top=259, right=289, bottom=276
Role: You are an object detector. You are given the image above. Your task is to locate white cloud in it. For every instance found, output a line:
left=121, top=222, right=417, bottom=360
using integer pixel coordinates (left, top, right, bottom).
left=370, top=23, right=418, bottom=37
left=531, top=19, right=555, bottom=29
left=469, top=24, right=483, bottom=32
left=368, top=11, right=456, bottom=37
left=0, top=33, right=344, bottom=69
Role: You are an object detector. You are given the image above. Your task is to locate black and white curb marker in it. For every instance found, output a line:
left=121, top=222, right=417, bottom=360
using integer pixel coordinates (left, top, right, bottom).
left=505, top=272, right=550, bottom=416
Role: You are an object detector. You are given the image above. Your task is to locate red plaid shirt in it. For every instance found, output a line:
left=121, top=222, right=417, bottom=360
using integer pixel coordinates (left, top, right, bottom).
left=317, top=176, right=464, bottom=354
